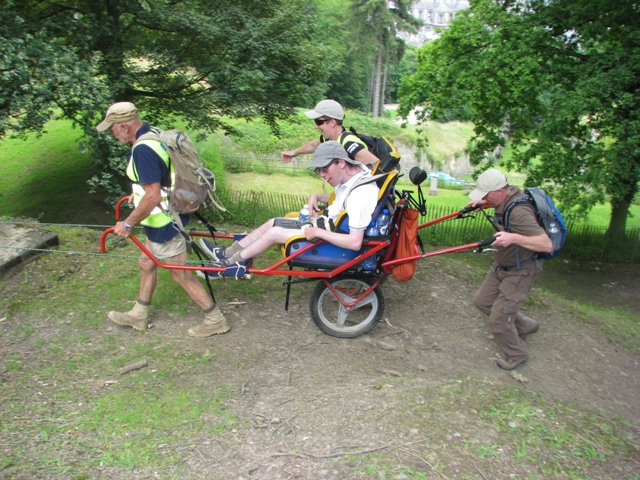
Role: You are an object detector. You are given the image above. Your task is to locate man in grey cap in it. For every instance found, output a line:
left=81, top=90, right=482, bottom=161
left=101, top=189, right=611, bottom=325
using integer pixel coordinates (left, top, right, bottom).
left=466, top=168, right=553, bottom=370
left=203, top=141, right=379, bottom=266
left=97, top=101, right=230, bottom=338
left=281, top=99, right=379, bottom=168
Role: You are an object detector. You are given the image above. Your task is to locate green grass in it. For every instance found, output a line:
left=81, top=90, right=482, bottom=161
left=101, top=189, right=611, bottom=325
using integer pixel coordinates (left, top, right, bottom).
left=0, top=120, right=95, bottom=221
left=0, top=118, right=226, bottom=225
left=1, top=116, right=637, bottom=229
left=225, top=172, right=640, bottom=229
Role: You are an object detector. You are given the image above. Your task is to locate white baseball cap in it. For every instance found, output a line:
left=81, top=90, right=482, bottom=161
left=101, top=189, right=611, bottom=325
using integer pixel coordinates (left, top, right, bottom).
left=304, top=99, right=345, bottom=121
left=468, top=168, right=508, bottom=201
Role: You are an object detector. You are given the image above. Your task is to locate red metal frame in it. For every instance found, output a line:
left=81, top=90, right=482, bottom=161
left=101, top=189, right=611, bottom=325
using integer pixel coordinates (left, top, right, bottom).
left=101, top=196, right=491, bottom=309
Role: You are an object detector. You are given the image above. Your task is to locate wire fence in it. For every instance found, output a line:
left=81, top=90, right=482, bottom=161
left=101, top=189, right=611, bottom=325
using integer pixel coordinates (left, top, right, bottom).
left=213, top=188, right=640, bottom=264
left=222, top=155, right=316, bottom=176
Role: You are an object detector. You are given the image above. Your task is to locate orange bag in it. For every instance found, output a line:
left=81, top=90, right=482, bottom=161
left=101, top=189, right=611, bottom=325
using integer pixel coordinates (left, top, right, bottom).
left=392, top=208, right=420, bottom=282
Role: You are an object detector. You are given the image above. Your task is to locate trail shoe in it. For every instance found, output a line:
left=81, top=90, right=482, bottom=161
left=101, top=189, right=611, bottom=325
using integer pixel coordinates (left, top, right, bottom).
left=188, top=305, right=230, bottom=338
left=515, top=312, right=540, bottom=338
left=108, top=301, right=150, bottom=331
left=497, top=355, right=528, bottom=371
left=199, top=238, right=226, bottom=262
left=521, top=322, right=540, bottom=338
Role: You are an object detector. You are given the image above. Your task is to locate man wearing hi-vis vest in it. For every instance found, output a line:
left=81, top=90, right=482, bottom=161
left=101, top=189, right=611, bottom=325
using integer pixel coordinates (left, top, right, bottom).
left=97, top=102, right=229, bottom=338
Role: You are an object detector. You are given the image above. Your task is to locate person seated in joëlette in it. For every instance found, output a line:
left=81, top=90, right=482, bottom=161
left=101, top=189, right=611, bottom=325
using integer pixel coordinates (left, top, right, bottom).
left=199, top=141, right=379, bottom=272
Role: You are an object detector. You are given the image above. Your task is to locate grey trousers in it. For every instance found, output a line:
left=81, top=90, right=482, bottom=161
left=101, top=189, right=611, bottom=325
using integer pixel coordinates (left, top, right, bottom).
left=473, top=263, right=540, bottom=361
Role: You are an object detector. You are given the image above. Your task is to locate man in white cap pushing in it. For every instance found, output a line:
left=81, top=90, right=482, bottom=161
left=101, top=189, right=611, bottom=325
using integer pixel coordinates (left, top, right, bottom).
left=466, top=168, right=553, bottom=370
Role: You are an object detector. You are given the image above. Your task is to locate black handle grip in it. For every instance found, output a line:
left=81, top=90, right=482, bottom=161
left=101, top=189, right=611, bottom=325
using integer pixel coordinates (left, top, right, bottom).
left=460, top=204, right=481, bottom=215
left=478, top=237, right=496, bottom=247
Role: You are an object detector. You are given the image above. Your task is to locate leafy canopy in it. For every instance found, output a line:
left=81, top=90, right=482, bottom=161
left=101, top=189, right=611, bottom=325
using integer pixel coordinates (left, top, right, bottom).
left=399, top=0, right=640, bottom=234
left=1, top=0, right=329, bottom=199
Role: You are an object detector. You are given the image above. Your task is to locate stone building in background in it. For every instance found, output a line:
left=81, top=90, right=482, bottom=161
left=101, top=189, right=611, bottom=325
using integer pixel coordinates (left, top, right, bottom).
left=399, top=0, right=470, bottom=46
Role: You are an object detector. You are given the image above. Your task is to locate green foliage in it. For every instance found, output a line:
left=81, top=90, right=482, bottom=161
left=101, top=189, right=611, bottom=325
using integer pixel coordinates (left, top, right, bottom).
left=350, top=0, right=423, bottom=116
left=399, top=0, right=640, bottom=236
left=2, top=0, right=328, bottom=198
left=0, top=5, right=109, bottom=139
left=220, top=108, right=414, bottom=157
left=310, top=0, right=371, bottom=111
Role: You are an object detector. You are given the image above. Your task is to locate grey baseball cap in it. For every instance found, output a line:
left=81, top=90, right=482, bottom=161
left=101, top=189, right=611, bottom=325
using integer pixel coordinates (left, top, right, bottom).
left=304, top=99, right=345, bottom=121
left=309, top=141, right=361, bottom=168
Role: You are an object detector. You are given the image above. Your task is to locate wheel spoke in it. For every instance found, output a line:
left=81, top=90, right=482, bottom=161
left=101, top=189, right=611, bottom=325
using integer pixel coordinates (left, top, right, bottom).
left=353, top=291, right=376, bottom=309
left=336, top=305, right=348, bottom=328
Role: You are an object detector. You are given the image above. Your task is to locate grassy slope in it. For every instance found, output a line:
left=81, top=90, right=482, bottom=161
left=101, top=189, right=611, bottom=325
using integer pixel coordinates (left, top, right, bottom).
left=0, top=120, right=99, bottom=222
left=0, top=115, right=638, bottom=229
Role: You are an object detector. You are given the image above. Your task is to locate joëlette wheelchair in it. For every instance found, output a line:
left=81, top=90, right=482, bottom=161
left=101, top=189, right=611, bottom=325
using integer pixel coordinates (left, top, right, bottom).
left=101, top=167, right=493, bottom=338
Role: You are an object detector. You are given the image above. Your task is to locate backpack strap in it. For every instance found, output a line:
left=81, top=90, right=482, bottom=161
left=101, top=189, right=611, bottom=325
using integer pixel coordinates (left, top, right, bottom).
left=501, top=195, right=541, bottom=271
left=328, top=172, right=388, bottom=233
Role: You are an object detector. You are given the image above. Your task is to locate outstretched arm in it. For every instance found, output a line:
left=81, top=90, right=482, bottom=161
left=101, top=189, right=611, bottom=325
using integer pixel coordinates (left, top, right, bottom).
left=282, top=138, right=321, bottom=162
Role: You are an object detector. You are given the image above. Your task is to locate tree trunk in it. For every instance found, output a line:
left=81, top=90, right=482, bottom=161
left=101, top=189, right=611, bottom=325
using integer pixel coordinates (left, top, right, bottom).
left=368, top=70, right=375, bottom=114
left=381, top=53, right=389, bottom=118
left=372, top=47, right=383, bottom=118
left=606, top=197, right=631, bottom=239
left=603, top=190, right=636, bottom=259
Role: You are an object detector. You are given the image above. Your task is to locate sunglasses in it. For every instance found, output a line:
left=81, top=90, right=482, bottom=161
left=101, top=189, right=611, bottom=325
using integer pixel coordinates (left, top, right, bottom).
left=314, top=117, right=333, bottom=126
left=314, top=159, right=339, bottom=175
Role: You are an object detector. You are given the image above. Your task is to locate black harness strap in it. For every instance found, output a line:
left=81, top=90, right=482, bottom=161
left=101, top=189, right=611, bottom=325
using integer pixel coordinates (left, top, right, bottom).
left=170, top=218, right=216, bottom=305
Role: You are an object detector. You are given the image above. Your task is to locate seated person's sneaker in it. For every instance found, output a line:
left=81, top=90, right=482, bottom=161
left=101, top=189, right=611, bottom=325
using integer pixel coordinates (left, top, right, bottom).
left=223, top=259, right=250, bottom=278
left=196, top=262, right=224, bottom=280
left=199, top=238, right=226, bottom=261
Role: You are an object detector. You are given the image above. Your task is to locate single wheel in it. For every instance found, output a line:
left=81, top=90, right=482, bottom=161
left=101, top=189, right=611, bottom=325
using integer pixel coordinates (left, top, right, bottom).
left=309, top=277, right=385, bottom=338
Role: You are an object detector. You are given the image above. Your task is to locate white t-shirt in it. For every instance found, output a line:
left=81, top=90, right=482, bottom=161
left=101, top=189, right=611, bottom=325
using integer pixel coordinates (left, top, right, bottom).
left=327, top=171, right=379, bottom=231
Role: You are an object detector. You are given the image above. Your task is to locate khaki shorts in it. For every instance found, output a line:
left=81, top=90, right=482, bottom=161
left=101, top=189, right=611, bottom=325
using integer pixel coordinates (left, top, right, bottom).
left=147, top=234, right=187, bottom=260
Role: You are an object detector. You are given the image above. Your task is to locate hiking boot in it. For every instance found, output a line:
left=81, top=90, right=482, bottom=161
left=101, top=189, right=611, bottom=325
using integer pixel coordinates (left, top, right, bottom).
left=199, top=238, right=226, bottom=262
left=515, top=312, right=540, bottom=338
left=497, top=355, right=528, bottom=371
left=520, top=322, right=540, bottom=338
left=108, top=301, right=150, bottom=331
left=188, top=305, right=230, bottom=338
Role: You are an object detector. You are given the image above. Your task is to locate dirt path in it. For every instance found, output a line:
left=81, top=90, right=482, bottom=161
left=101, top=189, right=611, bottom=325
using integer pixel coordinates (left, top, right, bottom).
left=2, top=249, right=639, bottom=478
left=127, top=256, right=640, bottom=477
